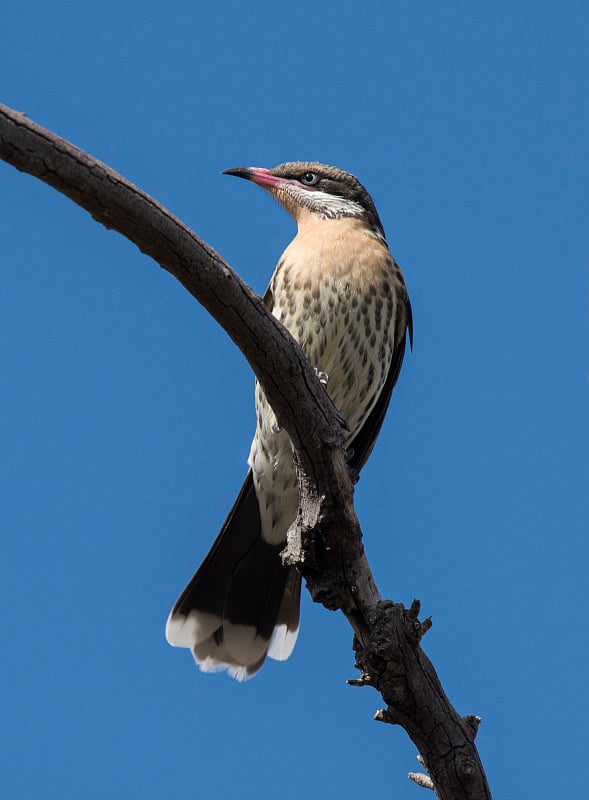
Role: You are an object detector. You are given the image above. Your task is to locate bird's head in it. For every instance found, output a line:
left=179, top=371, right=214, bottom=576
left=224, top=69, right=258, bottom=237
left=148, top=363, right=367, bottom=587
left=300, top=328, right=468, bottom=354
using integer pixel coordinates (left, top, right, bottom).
left=223, top=161, right=385, bottom=240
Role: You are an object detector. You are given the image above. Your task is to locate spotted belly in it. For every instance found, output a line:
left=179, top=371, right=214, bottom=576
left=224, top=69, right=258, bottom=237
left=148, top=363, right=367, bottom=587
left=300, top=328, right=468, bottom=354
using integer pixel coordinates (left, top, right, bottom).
left=249, top=260, right=398, bottom=545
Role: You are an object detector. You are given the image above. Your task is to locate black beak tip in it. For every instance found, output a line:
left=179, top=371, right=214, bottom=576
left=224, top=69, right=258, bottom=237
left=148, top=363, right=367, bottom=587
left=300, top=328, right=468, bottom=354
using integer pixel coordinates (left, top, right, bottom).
left=222, top=167, right=253, bottom=180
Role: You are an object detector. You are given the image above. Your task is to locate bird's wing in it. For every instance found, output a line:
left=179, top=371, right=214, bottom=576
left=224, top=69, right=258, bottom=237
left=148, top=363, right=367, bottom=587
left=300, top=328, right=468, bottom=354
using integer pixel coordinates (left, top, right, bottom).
left=347, top=291, right=412, bottom=474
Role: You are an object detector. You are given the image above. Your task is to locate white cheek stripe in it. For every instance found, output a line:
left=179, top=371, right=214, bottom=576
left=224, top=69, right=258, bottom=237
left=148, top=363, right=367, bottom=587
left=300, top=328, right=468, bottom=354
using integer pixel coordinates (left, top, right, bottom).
left=289, top=186, right=365, bottom=218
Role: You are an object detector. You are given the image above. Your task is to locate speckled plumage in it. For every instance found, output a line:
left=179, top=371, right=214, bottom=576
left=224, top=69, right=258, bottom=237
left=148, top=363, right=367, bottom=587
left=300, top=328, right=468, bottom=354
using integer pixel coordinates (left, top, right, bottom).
left=166, top=162, right=412, bottom=680
left=250, top=215, right=409, bottom=544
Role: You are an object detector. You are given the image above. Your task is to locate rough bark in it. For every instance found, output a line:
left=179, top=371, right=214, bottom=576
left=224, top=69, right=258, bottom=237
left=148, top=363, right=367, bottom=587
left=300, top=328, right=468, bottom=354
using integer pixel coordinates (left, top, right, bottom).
left=0, top=102, right=492, bottom=799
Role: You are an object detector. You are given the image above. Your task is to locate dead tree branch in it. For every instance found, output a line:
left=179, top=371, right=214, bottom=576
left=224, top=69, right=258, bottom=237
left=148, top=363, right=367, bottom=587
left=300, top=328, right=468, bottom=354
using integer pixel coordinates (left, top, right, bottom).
left=0, top=101, right=492, bottom=799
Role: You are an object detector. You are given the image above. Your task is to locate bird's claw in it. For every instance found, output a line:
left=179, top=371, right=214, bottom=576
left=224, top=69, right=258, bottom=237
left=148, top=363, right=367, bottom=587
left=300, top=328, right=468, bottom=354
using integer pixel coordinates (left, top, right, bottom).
left=344, top=448, right=360, bottom=484
left=315, top=369, right=329, bottom=387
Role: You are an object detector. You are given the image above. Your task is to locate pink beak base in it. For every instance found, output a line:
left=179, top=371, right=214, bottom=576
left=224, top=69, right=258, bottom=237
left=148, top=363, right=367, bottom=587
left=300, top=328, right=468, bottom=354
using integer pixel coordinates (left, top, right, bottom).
left=222, top=166, right=284, bottom=188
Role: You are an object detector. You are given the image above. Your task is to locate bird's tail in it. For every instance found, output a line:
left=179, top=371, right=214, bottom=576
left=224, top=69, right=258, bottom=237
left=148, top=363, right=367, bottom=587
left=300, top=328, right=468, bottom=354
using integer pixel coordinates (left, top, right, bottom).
left=165, top=471, right=301, bottom=680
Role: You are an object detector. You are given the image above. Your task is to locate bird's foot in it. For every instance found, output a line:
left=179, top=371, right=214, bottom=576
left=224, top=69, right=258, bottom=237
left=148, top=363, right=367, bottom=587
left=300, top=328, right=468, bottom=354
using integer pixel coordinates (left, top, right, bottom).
left=315, top=369, right=329, bottom=387
left=344, top=447, right=360, bottom=484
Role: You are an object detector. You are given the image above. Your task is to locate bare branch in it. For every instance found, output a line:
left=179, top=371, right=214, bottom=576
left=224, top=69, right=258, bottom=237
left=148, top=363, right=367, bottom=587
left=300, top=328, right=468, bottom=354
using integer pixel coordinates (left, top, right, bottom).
left=0, top=102, right=492, bottom=799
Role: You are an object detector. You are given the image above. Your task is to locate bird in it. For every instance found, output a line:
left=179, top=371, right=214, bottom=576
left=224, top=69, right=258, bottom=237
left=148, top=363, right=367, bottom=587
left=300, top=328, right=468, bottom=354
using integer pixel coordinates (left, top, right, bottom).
left=165, top=161, right=412, bottom=680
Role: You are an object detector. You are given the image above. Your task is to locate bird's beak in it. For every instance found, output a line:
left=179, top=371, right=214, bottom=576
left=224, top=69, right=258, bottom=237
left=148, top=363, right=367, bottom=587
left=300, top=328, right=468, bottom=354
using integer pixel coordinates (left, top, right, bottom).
left=222, top=167, right=283, bottom=189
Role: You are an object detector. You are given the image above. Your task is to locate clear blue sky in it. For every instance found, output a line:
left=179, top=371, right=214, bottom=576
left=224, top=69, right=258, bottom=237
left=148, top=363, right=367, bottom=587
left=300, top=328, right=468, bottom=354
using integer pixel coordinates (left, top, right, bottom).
left=1, top=3, right=587, bottom=798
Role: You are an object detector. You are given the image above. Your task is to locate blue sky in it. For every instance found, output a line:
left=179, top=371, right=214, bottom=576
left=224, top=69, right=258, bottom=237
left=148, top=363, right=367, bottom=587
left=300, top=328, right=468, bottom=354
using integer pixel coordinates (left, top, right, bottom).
left=1, top=2, right=587, bottom=798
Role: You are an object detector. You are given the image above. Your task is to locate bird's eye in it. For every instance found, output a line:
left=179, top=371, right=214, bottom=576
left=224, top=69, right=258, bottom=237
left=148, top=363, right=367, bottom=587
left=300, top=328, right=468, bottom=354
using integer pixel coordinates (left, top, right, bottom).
left=300, top=171, right=319, bottom=186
